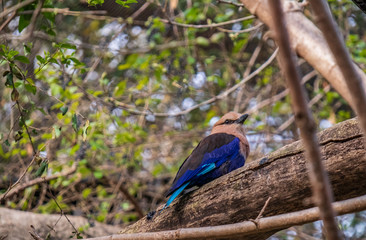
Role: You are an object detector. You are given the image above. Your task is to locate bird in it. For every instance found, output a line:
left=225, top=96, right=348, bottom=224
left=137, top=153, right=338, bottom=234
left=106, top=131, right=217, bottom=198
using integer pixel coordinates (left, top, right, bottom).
left=164, top=112, right=250, bottom=209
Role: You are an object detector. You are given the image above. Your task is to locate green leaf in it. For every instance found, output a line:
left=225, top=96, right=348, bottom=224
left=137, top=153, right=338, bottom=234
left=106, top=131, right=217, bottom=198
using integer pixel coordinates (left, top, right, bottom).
left=23, top=43, right=32, bottom=55
left=35, top=161, right=48, bottom=177
left=4, top=139, right=10, bottom=147
left=24, top=84, right=37, bottom=95
left=5, top=73, right=13, bottom=87
left=14, top=55, right=30, bottom=64
left=60, top=43, right=77, bottom=50
left=114, top=81, right=127, bottom=97
left=36, top=55, right=45, bottom=64
left=10, top=66, right=24, bottom=80
left=82, top=188, right=92, bottom=199
left=60, top=106, right=68, bottom=116
left=87, top=0, right=104, bottom=6
left=14, top=130, right=23, bottom=142
left=2, top=71, right=10, bottom=77
left=52, top=125, right=62, bottom=139
left=93, top=171, right=103, bottom=179
left=72, top=114, right=79, bottom=132
left=82, top=120, right=90, bottom=141
left=18, top=13, right=32, bottom=32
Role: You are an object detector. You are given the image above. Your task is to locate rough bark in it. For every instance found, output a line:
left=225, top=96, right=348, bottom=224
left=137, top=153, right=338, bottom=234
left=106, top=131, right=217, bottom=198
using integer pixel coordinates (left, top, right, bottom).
left=0, top=207, right=120, bottom=240
left=239, top=0, right=366, bottom=108
left=120, top=118, right=366, bottom=238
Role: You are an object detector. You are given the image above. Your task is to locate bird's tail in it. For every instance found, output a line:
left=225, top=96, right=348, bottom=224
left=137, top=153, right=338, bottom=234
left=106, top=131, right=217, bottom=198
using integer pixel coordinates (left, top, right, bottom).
left=162, top=163, right=216, bottom=211
left=162, top=181, right=190, bottom=210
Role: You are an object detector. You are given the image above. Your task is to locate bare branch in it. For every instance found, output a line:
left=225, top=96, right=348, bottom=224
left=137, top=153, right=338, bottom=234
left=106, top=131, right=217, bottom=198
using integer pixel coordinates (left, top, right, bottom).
left=308, top=0, right=366, bottom=147
left=246, top=70, right=317, bottom=115
left=217, top=0, right=244, bottom=8
left=0, top=0, right=36, bottom=19
left=217, top=22, right=263, bottom=33
left=0, top=163, right=77, bottom=201
left=268, top=0, right=342, bottom=239
left=160, top=15, right=255, bottom=29
left=24, top=0, right=45, bottom=40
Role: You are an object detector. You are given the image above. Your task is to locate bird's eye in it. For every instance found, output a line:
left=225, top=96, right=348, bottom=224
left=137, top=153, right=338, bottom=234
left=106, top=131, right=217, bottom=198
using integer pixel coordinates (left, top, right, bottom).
left=224, top=120, right=230, bottom=124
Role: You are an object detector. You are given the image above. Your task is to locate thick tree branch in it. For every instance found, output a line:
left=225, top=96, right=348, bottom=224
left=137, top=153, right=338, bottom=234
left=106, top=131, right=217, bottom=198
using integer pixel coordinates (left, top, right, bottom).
left=268, top=1, right=341, bottom=239
left=117, top=118, right=366, bottom=239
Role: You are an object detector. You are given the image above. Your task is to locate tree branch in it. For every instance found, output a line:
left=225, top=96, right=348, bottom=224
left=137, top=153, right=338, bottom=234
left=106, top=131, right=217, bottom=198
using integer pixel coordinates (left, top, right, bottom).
left=268, top=1, right=341, bottom=238
left=0, top=0, right=36, bottom=19
left=160, top=15, right=255, bottom=29
left=307, top=0, right=366, bottom=147
left=0, top=163, right=77, bottom=201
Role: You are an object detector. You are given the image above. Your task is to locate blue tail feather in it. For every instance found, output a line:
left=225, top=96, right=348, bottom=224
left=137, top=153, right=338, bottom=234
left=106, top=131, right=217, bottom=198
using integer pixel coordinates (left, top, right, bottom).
left=163, top=181, right=190, bottom=209
left=162, top=163, right=216, bottom=210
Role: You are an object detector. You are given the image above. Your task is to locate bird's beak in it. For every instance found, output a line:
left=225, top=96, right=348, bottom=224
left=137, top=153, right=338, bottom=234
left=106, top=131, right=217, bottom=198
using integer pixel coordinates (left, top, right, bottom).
left=236, top=114, right=249, bottom=124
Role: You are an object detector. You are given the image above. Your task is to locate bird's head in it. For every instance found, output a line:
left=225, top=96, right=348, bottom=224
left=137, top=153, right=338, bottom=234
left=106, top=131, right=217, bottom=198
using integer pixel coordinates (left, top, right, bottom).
left=211, top=112, right=249, bottom=133
left=211, top=112, right=250, bottom=157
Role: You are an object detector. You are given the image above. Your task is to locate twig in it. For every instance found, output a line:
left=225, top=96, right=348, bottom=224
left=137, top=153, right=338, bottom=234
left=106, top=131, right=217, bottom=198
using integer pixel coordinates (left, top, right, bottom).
left=106, top=176, right=145, bottom=219
left=249, top=197, right=271, bottom=228
left=160, top=15, right=255, bottom=29
left=82, top=194, right=366, bottom=240
left=308, top=0, right=366, bottom=147
left=0, top=0, right=36, bottom=19
left=110, top=48, right=278, bottom=117
left=246, top=70, right=317, bottom=115
left=0, top=11, right=16, bottom=32
left=268, top=1, right=342, bottom=239
left=217, top=0, right=244, bottom=8
left=29, top=225, right=45, bottom=240
left=0, top=154, right=37, bottom=201
left=234, top=40, right=263, bottom=112
left=19, top=8, right=108, bottom=16
left=1, top=163, right=77, bottom=201
left=24, top=0, right=45, bottom=40
left=10, top=74, right=37, bottom=155
left=47, top=187, right=81, bottom=238
left=130, top=2, right=150, bottom=19
left=276, top=84, right=331, bottom=133
left=217, top=22, right=263, bottom=33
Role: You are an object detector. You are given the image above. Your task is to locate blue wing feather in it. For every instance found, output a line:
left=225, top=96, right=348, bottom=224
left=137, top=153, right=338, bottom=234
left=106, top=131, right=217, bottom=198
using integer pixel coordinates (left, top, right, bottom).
left=164, top=134, right=246, bottom=208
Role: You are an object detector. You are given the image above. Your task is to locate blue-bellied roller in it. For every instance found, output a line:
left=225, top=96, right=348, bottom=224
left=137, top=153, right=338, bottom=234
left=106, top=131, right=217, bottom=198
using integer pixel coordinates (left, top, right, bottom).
left=164, top=112, right=250, bottom=209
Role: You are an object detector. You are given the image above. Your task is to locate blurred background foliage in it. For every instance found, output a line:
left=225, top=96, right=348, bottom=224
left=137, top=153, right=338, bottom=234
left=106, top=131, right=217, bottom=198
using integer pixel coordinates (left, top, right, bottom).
left=0, top=0, right=365, bottom=238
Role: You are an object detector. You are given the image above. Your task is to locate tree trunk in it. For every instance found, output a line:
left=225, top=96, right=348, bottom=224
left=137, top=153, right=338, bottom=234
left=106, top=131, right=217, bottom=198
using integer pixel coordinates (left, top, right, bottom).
left=120, top=118, right=366, bottom=238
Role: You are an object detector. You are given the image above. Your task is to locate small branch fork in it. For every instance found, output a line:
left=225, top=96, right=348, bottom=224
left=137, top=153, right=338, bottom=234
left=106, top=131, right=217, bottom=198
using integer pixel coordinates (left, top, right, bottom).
left=249, top=196, right=271, bottom=228
left=267, top=1, right=342, bottom=239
